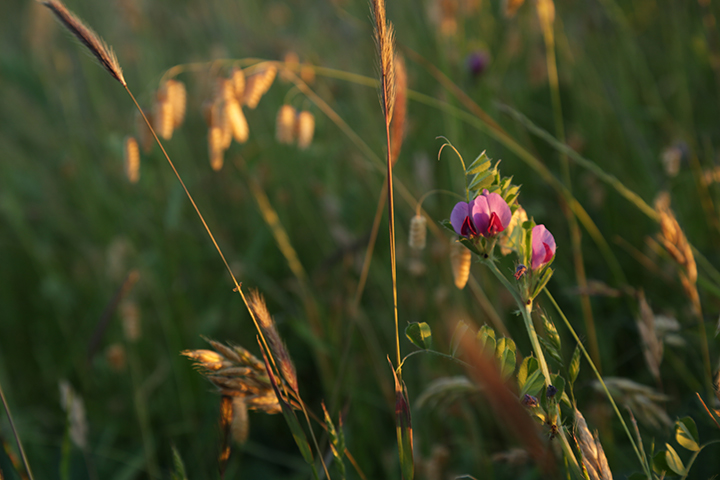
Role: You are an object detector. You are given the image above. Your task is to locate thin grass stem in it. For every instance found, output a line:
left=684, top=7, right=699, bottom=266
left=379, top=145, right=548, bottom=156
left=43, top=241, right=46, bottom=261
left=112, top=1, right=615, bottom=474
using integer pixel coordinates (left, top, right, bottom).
left=0, top=379, right=35, bottom=480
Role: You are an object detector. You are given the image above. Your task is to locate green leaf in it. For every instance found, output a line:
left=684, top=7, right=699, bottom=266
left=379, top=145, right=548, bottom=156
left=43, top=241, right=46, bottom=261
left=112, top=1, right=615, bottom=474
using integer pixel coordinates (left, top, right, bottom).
left=170, top=445, right=188, bottom=480
left=406, top=322, right=432, bottom=350
left=665, top=444, right=686, bottom=475
left=476, top=325, right=496, bottom=356
left=466, top=153, right=491, bottom=175
left=569, top=345, right=581, bottom=385
left=517, top=356, right=538, bottom=390
left=652, top=450, right=670, bottom=474
left=541, top=313, right=561, bottom=353
left=496, top=337, right=517, bottom=380
left=675, top=417, right=700, bottom=451
left=468, top=171, right=494, bottom=193
left=450, top=320, right=469, bottom=357
left=530, top=267, right=554, bottom=300
left=520, top=368, right=545, bottom=398
left=538, top=336, right=563, bottom=365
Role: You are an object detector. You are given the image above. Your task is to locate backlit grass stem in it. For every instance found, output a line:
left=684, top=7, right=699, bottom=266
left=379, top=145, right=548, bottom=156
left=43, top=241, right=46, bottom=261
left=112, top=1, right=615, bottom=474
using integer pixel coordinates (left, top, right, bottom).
left=0, top=379, right=35, bottom=480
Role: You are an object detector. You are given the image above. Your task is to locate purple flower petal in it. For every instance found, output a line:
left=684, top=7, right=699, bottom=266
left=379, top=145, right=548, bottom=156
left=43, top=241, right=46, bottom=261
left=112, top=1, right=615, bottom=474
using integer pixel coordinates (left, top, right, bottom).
left=451, top=202, right=471, bottom=236
left=471, top=191, right=512, bottom=237
left=531, top=225, right=556, bottom=270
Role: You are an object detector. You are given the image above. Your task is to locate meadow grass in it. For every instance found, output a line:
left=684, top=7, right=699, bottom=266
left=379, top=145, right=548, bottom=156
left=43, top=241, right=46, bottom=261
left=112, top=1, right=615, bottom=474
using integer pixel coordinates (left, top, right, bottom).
left=1, top=0, right=720, bottom=478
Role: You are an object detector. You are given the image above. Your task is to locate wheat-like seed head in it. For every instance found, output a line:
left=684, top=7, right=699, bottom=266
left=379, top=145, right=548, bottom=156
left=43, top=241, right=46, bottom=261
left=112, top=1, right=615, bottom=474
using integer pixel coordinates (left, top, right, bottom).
left=42, top=0, right=125, bottom=86
left=390, top=54, right=407, bottom=165
left=230, top=67, right=245, bottom=100
left=451, top=243, right=471, bottom=289
left=408, top=214, right=427, bottom=250
left=153, top=85, right=174, bottom=140
left=165, top=79, right=186, bottom=128
left=243, top=65, right=277, bottom=109
left=276, top=105, right=297, bottom=144
left=120, top=300, right=141, bottom=342
left=575, top=410, right=613, bottom=480
left=372, top=0, right=396, bottom=122
left=208, top=126, right=225, bottom=171
left=224, top=98, right=249, bottom=144
left=123, top=136, right=140, bottom=184
left=231, top=396, right=249, bottom=445
left=296, top=110, right=315, bottom=150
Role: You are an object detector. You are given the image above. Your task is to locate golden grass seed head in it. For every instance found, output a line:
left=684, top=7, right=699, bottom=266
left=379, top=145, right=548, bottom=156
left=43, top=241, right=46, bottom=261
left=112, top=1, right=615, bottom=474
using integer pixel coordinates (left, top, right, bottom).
left=153, top=90, right=174, bottom=140
left=165, top=79, right=186, bottom=128
left=42, top=0, right=125, bottom=86
left=59, top=380, right=88, bottom=450
left=243, top=65, right=277, bottom=109
left=451, top=243, right=472, bottom=289
left=408, top=214, right=427, bottom=250
left=276, top=105, right=297, bottom=144
left=296, top=110, right=315, bottom=150
left=231, top=396, right=249, bottom=445
left=123, top=136, right=140, bottom=184
left=390, top=54, right=407, bottom=165
left=208, top=126, right=226, bottom=171
left=216, top=78, right=235, bottom=103
left=230, top=67, right=245, bottom=100
left=224, top=99, right=249, bottom=144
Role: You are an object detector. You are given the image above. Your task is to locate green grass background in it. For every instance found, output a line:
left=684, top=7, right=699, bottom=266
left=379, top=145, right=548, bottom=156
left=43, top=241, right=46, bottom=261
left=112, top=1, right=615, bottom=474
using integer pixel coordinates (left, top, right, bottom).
left=1, top=0, right=719, bottom=478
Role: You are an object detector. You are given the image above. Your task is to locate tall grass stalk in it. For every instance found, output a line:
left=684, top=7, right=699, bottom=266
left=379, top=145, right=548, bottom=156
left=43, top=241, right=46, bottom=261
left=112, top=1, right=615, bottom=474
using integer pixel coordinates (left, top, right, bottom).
left=537, top=1, right=600, bottom=370
left=0, top=379, right=35, bottom=480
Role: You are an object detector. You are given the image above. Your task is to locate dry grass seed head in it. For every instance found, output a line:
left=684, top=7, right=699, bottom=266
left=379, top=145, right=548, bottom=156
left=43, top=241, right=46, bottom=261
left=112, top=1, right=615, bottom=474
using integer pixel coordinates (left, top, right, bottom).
left=153, top=85, right=174, bottom=140
left=243, top=65, right=277, bottom=109
left=390, top=54, right=407, bottom=165
left=276, top=104, right=297, bottom=144
left=231, top=396, right=249, bottom=444
left=165, top=79, right=186, bottom=128
left=59, top=380, right=88, bottom=450
left=123, top=136, right=140, bottom=183
left=120, top=300, right=141, bottom=341
left=247, top=289, right=298, bottom=394
left=296, top=110, right=315, bottom=149
left=408, top=214, right=427, bottom=250
left=372, top=0, right=396, bottom=121
left=224, top=98, right=249, bottom=143
left=42, top=0, right=125, bottom=86
left=636, top=291, right=663, bottom=382
left=575, top=410, right=613, bottom=480
left=451, top=243, right=471, bottom=289
left=208, top=126, right=225, bottom=171
left=230, top=67, right=245, bottom=99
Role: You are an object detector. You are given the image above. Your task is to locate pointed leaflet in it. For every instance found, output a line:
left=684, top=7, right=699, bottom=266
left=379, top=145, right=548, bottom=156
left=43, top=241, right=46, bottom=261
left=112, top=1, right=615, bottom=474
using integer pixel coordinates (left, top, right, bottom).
left=675, top=417, right=700, bottom=451
left=322, top=402, right=346, bottom=479
left=568, top=345, right=581, bottom=385
left=171, top=445, right=188, bottom=480
left=496, top=337, right=517, bottom=380
left=664, top=444, right=685, bottom=475
left=389, top=357, right=414, bottom=480
left=405, top=322, right=432, bottom=350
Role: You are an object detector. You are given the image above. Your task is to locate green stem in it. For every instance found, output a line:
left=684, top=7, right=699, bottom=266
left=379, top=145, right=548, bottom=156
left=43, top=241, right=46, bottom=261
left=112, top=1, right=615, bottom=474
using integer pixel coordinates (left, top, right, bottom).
left=544, top=288, right=652, bottom=479
left=681, top=440, right=720, bottom=480
left=0, top=379, right=35, bottom=480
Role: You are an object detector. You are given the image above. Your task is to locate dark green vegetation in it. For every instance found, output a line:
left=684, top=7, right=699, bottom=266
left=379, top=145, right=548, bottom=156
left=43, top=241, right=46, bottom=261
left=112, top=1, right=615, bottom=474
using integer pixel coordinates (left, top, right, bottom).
left=1, top=0, right=720, bottom=478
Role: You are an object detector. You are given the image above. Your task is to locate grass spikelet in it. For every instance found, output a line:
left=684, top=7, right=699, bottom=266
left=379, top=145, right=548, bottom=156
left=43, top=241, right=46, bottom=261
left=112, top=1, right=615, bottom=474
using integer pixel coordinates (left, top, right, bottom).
left=372, top=0, right=396, bottom=122
left=593, top=378, right=671, bottom=430
left=246, top=289, right=298, bottom=394
left=574, top=410, right=613, bottom=480
left=135, top=109, right=154, bottom=153
left=636, top=291, right=662, bottom=383
left=390, top=54, right=407, bottom=165
left=153, top=85, right=174, bottom=140
left=276, top=105, right=297, bottom=144
left=59, top=380, right=88, bottom=450
left=654, top=192, right=699, bottom=315
left=208, top=126, right=225, bottom=171
left=42, top=0, right=125, bottom=86
left=224, top=98, right=249, bottom=143
left=451, top=243, right=471, bottom=289
left=243, top=65, right=277, bottom=109
left=296, top=110, right=315, bottom=150
left=230, top=67, right=245, bottom=100
left=166, top=79, right=186, bottom=128
left=123, top=136, right=140, bottom=184
left=231, top=396, right=249, bottom=445
left=408, top=214, right=427, bottom=250
left=218, top=396, right=233, bottom=474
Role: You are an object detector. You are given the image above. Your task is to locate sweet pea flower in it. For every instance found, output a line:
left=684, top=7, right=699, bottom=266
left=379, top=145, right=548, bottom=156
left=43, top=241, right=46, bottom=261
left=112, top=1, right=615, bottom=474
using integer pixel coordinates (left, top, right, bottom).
left=451, top=190, right=512, bottom=239
left=531, top=225, right=556, bottom=270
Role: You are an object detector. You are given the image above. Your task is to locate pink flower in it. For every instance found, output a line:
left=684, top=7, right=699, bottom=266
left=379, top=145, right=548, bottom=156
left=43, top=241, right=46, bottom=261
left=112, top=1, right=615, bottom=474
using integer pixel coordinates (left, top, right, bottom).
left=450, top=191, right=512, bottom=238
left=531, top=225, right=556, bottom=270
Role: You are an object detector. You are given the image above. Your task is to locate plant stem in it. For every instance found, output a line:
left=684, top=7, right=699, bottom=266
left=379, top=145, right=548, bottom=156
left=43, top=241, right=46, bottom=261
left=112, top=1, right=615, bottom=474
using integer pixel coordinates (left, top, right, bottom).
left=0, top=379, right=34, bottom=480
left=544, top=288, right=652, bottom=479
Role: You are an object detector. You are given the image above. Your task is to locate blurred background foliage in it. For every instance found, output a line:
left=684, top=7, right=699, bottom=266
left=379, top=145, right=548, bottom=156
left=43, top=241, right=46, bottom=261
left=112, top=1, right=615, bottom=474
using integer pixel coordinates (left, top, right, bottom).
left=1, top=0, right=720, bottom=478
